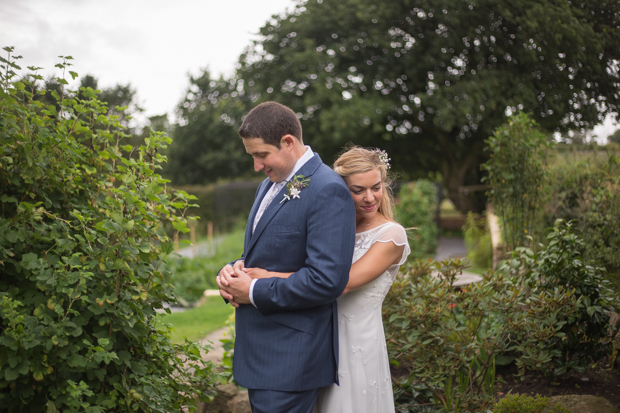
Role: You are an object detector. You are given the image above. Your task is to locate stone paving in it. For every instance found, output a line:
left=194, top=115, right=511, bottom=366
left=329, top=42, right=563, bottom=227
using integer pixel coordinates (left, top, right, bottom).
left=432, top=237, right=483, bottom=286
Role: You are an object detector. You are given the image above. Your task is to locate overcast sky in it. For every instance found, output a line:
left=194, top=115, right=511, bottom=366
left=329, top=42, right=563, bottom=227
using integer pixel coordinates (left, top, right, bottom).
left=1, top=0, right=296, bottom=119
left=1, top=0, right=617, bottom=141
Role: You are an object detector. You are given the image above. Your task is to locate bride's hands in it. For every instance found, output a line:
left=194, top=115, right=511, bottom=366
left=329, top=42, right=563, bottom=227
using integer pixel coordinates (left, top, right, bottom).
left=243, top=267, right=293, bottom=279
left=243, top=267, right=270, bottom=279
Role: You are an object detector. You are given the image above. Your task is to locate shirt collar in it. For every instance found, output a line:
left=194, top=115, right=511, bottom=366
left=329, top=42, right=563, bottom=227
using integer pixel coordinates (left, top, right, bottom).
left=284, top=145, right=313, bottom=182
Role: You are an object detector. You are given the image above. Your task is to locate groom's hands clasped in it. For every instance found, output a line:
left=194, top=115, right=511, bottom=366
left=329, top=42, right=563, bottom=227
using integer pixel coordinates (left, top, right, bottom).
left=217, top=260, right=253, bottom=307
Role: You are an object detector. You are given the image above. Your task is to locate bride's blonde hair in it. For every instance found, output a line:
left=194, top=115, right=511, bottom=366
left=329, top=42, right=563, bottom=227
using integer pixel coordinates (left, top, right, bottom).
left=333, top=145, right=394, bottom=221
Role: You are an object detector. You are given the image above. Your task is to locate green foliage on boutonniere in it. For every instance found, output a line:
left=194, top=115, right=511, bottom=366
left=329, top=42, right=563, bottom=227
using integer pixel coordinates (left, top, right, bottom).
left=280, top=174, right=310, bottom=203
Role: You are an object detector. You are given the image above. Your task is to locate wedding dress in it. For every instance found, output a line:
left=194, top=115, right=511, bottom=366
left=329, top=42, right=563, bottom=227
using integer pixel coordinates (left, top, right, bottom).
left=314, top=222, right=410, bottom=413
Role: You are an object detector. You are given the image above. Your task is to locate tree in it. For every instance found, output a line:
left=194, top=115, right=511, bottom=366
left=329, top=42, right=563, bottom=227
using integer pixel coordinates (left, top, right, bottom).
left=237, top=0, right=620, bottom=211
left=164, top=70, right=253, bottom=185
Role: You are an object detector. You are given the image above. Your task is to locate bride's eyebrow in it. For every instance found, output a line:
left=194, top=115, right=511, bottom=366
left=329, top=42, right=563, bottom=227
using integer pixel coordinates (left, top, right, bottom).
left=350, top=181, right=382, bottom=189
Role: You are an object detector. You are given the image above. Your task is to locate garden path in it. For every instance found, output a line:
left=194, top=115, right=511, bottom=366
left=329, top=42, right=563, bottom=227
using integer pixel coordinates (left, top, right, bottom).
left=433, top=237, right=484, bottom=286
left=200, top=326, right=228, bottom=364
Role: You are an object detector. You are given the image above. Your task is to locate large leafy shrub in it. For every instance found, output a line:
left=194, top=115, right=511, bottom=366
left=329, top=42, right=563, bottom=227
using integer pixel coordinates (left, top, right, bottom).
left=0, top=49, right=219, bottom=411
left=544, top=152, right=620, bottom=292
left=395, top=180, right=438, bottom=259
left=384, top=258, right=580, bottom=412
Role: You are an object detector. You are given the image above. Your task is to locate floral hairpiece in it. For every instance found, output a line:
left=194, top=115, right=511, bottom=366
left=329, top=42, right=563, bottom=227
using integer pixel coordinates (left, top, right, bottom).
left=371, top=148, right=391, bottom=170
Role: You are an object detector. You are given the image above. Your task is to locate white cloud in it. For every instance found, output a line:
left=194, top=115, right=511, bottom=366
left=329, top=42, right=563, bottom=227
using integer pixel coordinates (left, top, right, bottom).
left=0, top=0, right=295, bottom=119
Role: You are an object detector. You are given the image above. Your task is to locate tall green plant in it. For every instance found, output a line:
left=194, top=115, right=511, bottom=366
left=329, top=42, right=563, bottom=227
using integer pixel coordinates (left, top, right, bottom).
left=482, top=112, right=550, bottom=251
left=0, top=48, right=219, bottom=411
left=395, top=180, right=438, bottom=259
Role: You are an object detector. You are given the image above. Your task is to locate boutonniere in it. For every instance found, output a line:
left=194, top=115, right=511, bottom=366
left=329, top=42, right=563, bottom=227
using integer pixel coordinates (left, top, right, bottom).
left=280, top=174, right=310, bottom=203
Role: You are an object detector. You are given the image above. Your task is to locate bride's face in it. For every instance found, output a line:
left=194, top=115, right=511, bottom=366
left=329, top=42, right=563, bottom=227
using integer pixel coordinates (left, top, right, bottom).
left=345, top=168, right=383, bottom=222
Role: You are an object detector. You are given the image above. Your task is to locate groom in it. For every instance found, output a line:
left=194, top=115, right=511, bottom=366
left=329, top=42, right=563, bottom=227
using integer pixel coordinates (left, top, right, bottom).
left=217, top=101, right=356, bottom=413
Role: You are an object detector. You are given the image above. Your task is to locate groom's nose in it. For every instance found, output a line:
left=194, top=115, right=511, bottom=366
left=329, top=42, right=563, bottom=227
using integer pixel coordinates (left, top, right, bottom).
left=254, top=158, right=264, bottom=172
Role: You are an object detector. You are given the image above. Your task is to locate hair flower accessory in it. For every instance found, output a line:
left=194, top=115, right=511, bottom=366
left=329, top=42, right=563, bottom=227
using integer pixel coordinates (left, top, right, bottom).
left=280, top=174, right=310, bottom=203
left=372, top=148, right=391, bottom=170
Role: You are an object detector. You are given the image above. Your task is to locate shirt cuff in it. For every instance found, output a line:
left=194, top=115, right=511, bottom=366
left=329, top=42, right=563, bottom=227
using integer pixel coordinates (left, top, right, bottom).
left=249, top=278, right=258, bottom=307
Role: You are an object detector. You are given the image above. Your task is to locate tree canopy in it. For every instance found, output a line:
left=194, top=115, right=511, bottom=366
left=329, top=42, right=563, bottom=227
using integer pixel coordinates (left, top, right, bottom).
left=164, top=71, right=253, bottom=185
left=234, top=0, right=620, bottom=210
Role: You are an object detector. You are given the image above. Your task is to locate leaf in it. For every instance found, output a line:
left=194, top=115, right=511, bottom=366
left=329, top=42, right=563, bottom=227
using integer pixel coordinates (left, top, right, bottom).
left=122, top=220, right=135, bottom=231
left=1, top=194, right=17, bottom=203
left=21, top=252, right=40, bottom=270
left=137, top=243, right=151, bottom=253
left=46, top=400, right=59, bottom=413
left=18, top=360, right=30, bottom=374
left=4, top=367, right=19, bottom=381
left=68, top=354, right=86, bottom=367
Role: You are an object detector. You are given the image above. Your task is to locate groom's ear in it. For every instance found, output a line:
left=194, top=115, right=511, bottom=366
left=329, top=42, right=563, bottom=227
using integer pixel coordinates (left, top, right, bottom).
left=280, top=134, right=297, bottom=150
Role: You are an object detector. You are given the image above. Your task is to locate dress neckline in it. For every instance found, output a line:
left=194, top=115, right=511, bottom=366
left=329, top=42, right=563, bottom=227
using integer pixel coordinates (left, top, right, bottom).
left=355, top=222, right=392, bottom=235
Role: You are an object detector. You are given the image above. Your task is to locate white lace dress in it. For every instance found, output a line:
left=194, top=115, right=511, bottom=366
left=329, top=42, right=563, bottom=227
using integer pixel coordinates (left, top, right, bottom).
left=314, top=222, right=410, bottom=413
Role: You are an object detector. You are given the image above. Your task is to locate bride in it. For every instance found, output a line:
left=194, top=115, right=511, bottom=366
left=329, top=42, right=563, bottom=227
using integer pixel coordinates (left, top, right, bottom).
left=246, top=146, right=410, bottom=412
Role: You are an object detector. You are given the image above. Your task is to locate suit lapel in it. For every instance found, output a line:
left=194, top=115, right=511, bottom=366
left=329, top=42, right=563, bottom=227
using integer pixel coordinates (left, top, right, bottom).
left=245, top=179, right=273, bottom=253
left=246, top=154, right=323, bottom=255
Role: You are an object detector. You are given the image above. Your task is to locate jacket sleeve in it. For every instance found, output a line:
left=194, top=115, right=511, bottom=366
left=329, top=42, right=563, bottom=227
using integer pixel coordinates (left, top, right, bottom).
left=252, top=180, right=356, bottom=314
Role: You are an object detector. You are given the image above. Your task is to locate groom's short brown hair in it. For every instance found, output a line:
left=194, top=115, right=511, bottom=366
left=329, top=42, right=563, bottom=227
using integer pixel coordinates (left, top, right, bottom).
left=238, top=101, right=303, bottom=148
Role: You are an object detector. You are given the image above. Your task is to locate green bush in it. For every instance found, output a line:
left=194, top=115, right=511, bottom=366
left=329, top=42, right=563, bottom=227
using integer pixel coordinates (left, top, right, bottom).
left=545, top=152, right=620, bottom=293
left=0, top=49, right=219, bottom=411
left=395, top=180, right=439, bottom=259
left=384, top=258, right=579, bottom=412
left=463, top=212, right=493, bottom=269
left=494, top=394, right=569, bottom=413
left=500, top=219, right=618, bottom=376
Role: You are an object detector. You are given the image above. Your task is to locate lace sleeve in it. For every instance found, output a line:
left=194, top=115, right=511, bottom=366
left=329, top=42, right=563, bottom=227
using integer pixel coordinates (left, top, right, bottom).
left=374, top=223, right=411, bottom=265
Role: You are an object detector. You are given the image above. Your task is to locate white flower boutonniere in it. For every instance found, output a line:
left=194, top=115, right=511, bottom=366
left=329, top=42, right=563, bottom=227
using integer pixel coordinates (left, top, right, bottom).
left=280, top=174, right=310, bottom=203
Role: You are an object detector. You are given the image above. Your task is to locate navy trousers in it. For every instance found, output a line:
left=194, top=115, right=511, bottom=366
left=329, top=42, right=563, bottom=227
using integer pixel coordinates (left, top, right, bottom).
left=248, top=388, right=320, bottom=413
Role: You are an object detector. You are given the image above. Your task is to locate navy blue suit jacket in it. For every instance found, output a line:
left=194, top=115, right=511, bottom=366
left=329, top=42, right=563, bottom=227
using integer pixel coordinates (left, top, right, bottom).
left=230, top=153, right=356, bottom=391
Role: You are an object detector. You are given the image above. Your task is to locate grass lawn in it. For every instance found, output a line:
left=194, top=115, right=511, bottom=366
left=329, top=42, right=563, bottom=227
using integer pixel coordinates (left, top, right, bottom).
left=157, top=296, right=234, bottom=344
